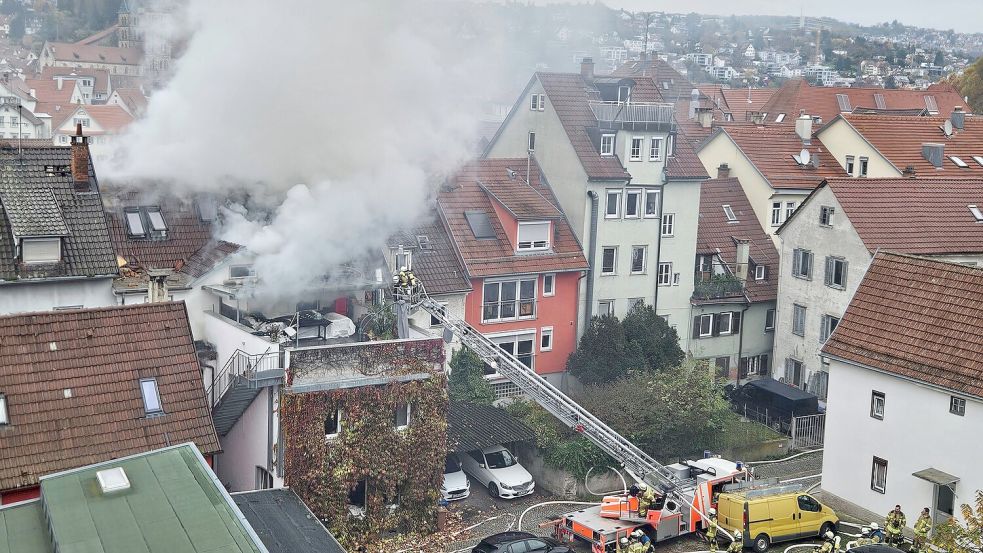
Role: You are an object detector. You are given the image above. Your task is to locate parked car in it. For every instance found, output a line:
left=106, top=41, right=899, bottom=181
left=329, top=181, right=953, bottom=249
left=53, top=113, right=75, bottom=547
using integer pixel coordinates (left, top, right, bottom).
left=472, top=531, right=572, bottom=553
left=441, top=453, right=470, bottom=501
left=460, top=445, right=535, bottom=499
left=716, top=488, right=838, bottom=552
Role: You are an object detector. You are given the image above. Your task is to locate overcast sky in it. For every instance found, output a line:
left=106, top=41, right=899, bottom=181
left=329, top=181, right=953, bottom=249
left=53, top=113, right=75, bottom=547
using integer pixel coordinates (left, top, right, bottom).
left=598, top=0, right=981, bottom=34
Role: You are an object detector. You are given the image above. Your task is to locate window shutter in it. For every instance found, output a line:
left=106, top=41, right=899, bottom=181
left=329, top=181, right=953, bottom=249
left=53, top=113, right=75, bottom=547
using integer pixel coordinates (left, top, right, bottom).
left=712, top=314, right=720, bottom=336
left=792, top=250, right=801, bottom=275
left=805, top=252, right=813, bottom=278
left=825, top=256, right=833, bottom=286
left=761, top=354, right=770, bottom=374
left=732, top=311, right=742, bottom=333
left=784, top=360, right=793, bottom=382
left=842, top=260, right=849, bottom=286
left=693, top=316, right=701, bottom=339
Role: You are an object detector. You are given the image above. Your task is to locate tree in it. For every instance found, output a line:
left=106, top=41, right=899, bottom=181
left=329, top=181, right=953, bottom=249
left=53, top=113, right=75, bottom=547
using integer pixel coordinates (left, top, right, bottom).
left=448, top=347, right=495, bottom=405
left=885, top=75, right=898, bottom=90
left=934, top=51, right=945, bottom=66
left=930, top=490, right=983, bottom=553
left=566, top=315, right=643, bottom=386
left=952, top=56, right=983, bottom=114
left=622, top=304, right=684, bottom=373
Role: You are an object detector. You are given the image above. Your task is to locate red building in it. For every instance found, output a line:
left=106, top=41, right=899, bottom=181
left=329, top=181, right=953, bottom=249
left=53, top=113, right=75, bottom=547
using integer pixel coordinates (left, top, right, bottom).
left=439, top=158, right=587, bottom=387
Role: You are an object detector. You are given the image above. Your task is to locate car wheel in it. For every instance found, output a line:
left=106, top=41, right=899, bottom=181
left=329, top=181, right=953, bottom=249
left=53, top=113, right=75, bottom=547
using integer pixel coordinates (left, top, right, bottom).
left=820, top=522, right=835, bottom=538
left=753, top=534, right=770, bottom=553
left=488, top=482, right=500, bottom=499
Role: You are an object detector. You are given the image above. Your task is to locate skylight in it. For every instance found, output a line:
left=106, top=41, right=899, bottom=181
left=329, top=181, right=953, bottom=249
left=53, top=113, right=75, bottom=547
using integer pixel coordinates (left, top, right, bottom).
left=970, top=205, right=983, bottom=221
left=835, top=94, right=852, bottom=112
left=416, top=235, right=431, bottom=250
left=873, top=93, right=887, bottom=110
left=140, top=378, right=163, bottom=415
left=197, top=197, right=218, bottom=222
left=464, top=210, right=495, bottom=240
left=973, top=156, right=983, bottom=167
left=146, top=207, right=167, bottom=232
left=124, top=209, right=145, bottom=237
left=723, top=204, right=737, bottom=221
left=951, top=156, right=969, bottom=168
left=924, top=95, right=939, bottom=114
left=0, top=394, right=7, bottom=425
left=775, top=113, right=786, bottom=123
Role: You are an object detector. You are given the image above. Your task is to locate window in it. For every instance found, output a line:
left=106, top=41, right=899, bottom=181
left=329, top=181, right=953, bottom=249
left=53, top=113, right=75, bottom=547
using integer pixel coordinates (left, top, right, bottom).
left=820, top=314, right=840, bottom=342
left=0, top=394, right=7, bottom=425
left=527, top=131, right=536, bottom=151
left=600, top=134, right=615, bottom=156
left=540, top=327, right=553, bottom=351
left=973, top=156, right=983, bottom=167
left=517, top=222, right=550, bottom=250
left=871, top=457, right=888, bottom=493
left=625, top=189, right=641, bottom=218
left=605, top=190, right=622, bottom=218
left=348, top=480, right=367, bottom=511
left=649, top=137, right=663, bottom=161
left=618, top=85, right=631, bottom=103
left=950, top=396, right=966, bottom=416
left=325, top=407, right=344, bottom=438
left=629, top=137, right=643, bottom=161
left=72, top=117, right=88, bottom=127
left=124, top=209, right=145, bottom=237
left=598, top=300, right=614, bottom=316
left=530, top=93, right=545, bottom=111
left=775, top=113, right=786, bottom=123
left=493, top=333, right=535, bottom=369
left=765, top=309, right=775, bottom=331
left=630, top=246, right=646, bottom=274
left=429, top=302, right=447, bottom=327
left=792, top=304, right=806, bottom=336
left=785, top=201, right=796, bottom=220
left=230, top=265, right=256, bottom=279
left=601, top=247, right=617, bottom=274
left=644, top=189, right=660, bottom=218
left=723, top=204, right=737, bottom=222
left=971, top=205, right=983, bottom=221
left=394, top=402, right=411, bottom=429
left=482, top=279, right=536, bottom=322
left=924, top=95, right=939, bottom=114
left=771, top=201, right=783, bottom=226
left=542, top=274, right=555, bottom=296
left=819, top=205, right=835, bottom=226
left=140, top=378, right=163, bottom=415
left=394, top=249, right=411, bottom=271
left=859, top=157, right=869, bottom=177
left=784, top=358, right=803, bottom=387
left=798, top=495, right=821, bottom=512
left=871, top=391, right=885, bottom=420
left=824, top=256, right=848, bottom=289
left=951, top=156, right=969, bottom=168
left=661, top=213, right=674, bottom=236
left=666, top=134, right=675, bottom=156
left=146, top=207, right=167, bottom=233
left=740, top=354, right=769, bottom=377
left=657, top=262, right=672, bottom=286
left=21, top=237, right=61, bottom=264
left=698, top=313, right=714, bottom=337
left=718, top=312, right=734, bottom=335
left=792, top=249, right=813, bottom=279
left=714, top=357, right=730, bottom=378
left=835, top=93, right=852, bottom=112
left=59, top=134, right=68, bottom=144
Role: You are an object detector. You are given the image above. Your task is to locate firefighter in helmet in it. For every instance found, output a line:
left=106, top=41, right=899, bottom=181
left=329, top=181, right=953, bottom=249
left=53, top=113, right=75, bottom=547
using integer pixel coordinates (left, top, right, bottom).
left=637, top=484, right=656, bottom=518
left=854, top=527, right=874, bottom=547
left=885, top=505, right=906, bottom=547
left=727, top=532, right=743, bottom=553
left=706, top=508, right=719, bottom=553
left=869, top=522, right=885, bottom=544
left=815, top=531, right=836, bottom=553
left=912, top=508, right=932, bottom=553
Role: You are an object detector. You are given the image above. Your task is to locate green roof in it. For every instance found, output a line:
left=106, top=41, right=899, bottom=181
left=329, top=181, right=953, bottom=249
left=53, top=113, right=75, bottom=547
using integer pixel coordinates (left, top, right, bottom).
left=0, top=500, right=51, bottom=553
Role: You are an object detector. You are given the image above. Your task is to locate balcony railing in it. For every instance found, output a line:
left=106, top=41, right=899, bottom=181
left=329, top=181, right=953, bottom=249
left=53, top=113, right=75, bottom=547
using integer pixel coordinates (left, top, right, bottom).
left=207, top=349, right=283, bottom=407
left=590, top=101, right=675, bottom=129
left=693, top=274, right=746, bottom=301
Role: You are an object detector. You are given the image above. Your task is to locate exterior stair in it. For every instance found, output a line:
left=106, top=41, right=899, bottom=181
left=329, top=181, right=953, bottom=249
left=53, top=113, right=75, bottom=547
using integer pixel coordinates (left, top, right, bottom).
left=208, top=349, right=284, bottom=436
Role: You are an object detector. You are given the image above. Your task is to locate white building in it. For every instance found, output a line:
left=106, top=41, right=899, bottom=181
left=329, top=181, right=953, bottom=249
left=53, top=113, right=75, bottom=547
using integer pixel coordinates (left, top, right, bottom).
left=821, top=252, right=983, bottom=528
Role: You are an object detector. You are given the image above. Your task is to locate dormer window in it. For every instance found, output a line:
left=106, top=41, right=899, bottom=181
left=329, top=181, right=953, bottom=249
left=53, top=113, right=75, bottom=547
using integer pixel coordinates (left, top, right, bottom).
left=600, top=134, right=615, bottom=156
left=21, top=237, right=61, bottom=264
left=618, top=85, right=631, bottom=103
left=517, top=221, right=550, bottom=251
left=230, top=265, right=257, bottom=279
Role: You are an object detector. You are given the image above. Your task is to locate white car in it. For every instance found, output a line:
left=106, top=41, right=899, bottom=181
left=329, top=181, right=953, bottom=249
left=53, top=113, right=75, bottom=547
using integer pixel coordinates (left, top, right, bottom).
left=461, top=445, right=535, bottom=499
left=441, top=454, right=470, bottom=501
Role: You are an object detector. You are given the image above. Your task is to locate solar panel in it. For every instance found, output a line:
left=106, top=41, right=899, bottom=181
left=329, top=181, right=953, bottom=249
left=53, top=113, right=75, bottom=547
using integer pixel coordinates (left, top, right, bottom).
left=873, top=94, right=886, bottom=110
left=835, top=94, right=852, bottom=112
left=924, top=95, right=939, bottom=114
left=464, top=210, right=495, bottom=239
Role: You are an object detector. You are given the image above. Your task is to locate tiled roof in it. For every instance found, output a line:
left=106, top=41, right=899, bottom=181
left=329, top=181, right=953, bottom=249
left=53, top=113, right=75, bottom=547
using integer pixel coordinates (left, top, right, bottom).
left=721, top=87, right=776, bottom=120
left=667, top=138, right=710, bottom=179
left=387, top=212, right=471, bottom=296
left=759, top=79, right=966, bottom=126
left=37, top=66, right=110, bottom=95
left=832, top=113, right=983, bottom=175
left=710, top=125, right=847, bottom=189
left=822, top=177, right=983, bottom=255
left=447, top=401, right=535, bottom=452
left=439, top=158, right=588, bottom=278
left=0, top=186, right=69, bottom=237
left=0, top=142, right=118, bottom=281
left=24, top=77, right=78, bottom=107
left=697, top=177, right=779, bottom=303
left=479, top=177, right=563, bottom=220
left=537, top=72, right=630, bottom=181
left=111, top=87, right=148, bottom=115
left=43, top=42, right=142, bottom=66
left=611, top=57, right=692, bottom=101
left=53, top=104, right=133, bottom=133
left=822, top=252, right=983, bottom=400
left=180, top=240, right=241, bottom=279
left=0, top=302, right=222, bottom=491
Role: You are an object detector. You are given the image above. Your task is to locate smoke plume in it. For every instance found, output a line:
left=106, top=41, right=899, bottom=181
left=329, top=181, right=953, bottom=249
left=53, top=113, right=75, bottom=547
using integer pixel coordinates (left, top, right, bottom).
left=106, top=0, right=500, bottom=298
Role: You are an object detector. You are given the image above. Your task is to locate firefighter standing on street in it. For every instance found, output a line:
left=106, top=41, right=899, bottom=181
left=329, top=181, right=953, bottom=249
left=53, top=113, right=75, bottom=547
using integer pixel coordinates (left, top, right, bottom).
left=728, top=532, right=743, bottom=553
left=886, top=505, right=907, bottom=547
left=706, top=508, right=719, bottom=552
left=637, top=484, right=655, bottom=518
left=912, top=508, right=932, bottom=553
left=816, top=531, right=836, bottom=553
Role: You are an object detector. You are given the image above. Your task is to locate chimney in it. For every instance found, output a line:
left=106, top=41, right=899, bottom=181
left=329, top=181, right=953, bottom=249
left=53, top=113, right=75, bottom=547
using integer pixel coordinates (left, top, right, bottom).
left=795, top=110, right=813, bottom=144
left=580, top=57, right=594, bottom=81
left=921, top=142, right=944, bottom=168
left=56, top=76, right=63, bottom=90
left=70, top=123, right=91, bottom=191
left=717, top=163, right=730, bottom=179
left=147, top=269, right=171, bottom=303
left=696, top=106, right=713, bottom=128
left=951, top=106, right=965, bottom=130
left=902, top=165, right=917, bottom=178
left=689, top=88, right=699, bottom=119
left=735, top=239, right=750, bottom=282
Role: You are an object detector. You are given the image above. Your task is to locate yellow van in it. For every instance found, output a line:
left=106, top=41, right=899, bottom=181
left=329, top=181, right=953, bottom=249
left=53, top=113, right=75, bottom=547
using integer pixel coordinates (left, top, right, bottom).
left=715, top=488, right=838, bottom=552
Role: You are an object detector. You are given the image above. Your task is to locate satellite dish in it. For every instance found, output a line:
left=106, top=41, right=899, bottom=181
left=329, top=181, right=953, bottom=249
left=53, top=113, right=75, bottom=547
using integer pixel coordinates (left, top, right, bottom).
left=800, top=148, right=811, bottom=165
left=943, top=119, right=953, bottom=136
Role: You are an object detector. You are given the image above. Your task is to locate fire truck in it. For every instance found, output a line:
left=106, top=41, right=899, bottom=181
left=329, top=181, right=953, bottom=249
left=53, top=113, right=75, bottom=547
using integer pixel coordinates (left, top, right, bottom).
left=393, top=282, right=750, bottom=552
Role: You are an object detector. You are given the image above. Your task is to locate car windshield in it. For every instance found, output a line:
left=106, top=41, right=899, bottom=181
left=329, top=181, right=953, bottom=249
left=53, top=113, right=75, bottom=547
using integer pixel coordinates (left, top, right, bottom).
left=444, top=455, right=461, bottom=473
left=484, top=449, right=517, bottom=469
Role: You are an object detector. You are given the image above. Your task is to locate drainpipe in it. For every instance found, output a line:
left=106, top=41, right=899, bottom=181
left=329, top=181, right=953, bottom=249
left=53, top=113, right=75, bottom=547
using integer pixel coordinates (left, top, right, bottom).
left=585, top=191, right=599, bottom=322
left=735, top=301, right=750, bottom=388
left=653, top=169, right=667, bottom=311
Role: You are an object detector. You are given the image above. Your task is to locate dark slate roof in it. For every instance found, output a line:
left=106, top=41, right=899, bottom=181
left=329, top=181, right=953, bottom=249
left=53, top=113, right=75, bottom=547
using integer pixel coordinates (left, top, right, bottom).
left=233, top=489, right=347, bottom=553
left=387, top=212, right=471, bottom=296
left=0, top=141, right=118, bottom=282
left=447, top=402, right=535, bottom=452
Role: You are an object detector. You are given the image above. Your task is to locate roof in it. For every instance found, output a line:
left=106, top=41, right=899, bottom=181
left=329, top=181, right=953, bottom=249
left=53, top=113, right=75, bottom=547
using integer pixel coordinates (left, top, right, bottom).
left=43, top=41, right=142, bottom=66
left=759, top=79, right=966, bottom=126
left=447, top=402, right=536, bottom=452
left=696, top=177, right=779, bottom=302
left=37, top=65, right=110, bottom=94
left=745, top=377, right=817, bottom=401
left=721, top=87, right=776, bottom=119
left=110, top=87, right=148, bottom=115
left=667, top=138, right=710, bottom=180
left=0, top=142, right=118, bottom=282
left=0, top=500, right=48, bottom=553
left=0, top=302, right=222, bottom=491
left=386, top=213, right=471, bottom=296
left=822, top=252, right=983, bottom=400
left=708, top=125, right=847, bottom=190
left=438, top=158, right=588, bottom=278
left=611, top=57, right=692, bottom=101
left=233, top=489, right=346, bottom=553
left=54, top=104, right=133, bottom=133
left=24, top=77, right=78, bottom=107
left=821, top=177, right=983, bottom=255
left=828, top=113, right=983, bottom=175
left=537, top=72, right=631, bottom=181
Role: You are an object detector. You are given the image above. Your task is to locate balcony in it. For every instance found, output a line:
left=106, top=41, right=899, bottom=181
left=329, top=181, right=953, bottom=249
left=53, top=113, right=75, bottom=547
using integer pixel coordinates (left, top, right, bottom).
left=590, top=101, right=676, bottom=132
left=693, top=273, right=747, bottom=302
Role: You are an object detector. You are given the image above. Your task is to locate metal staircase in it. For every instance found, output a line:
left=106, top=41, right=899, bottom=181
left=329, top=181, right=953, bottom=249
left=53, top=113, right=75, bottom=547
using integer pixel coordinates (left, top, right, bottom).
left=208, top=349, right=284, bottom=436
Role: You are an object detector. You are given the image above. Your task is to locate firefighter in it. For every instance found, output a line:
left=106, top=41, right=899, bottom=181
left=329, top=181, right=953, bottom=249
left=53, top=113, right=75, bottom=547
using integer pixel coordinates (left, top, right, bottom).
left=869, top=523, right=885, bottom=544
left=627, top=536, right=648, bottom=553
left=912, top=508, right=932, bottom=553
left=632, top=529, right=652, bottom=552
left=886, top=505, right=906, bottom=547
left=816, top=531, right=836, bottom=553
left=618, top=537, right=630, bottom=552
left=855, top=527, right=874, bottom=547
left=637, top=484, right=656, bottom=518
left=706, top=508, right=719, bottom=553
left=728, top=531, right=744, bottom=553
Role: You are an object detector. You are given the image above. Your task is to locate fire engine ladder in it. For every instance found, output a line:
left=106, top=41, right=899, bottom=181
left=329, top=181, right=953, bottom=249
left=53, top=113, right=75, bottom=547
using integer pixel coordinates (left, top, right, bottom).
left=409, top=294, right=696, bottom=494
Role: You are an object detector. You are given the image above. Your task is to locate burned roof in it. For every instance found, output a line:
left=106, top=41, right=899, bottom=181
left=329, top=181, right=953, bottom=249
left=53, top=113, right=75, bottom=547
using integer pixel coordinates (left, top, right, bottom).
left=822, top=252, right=983, bottom=400
left=447, top=402, right=535, bottom=452
left=0, top=302, right=222, bottom=491
left=233, top=489, right=347, bottom=553
left=387, top=213, right=470, bottom=296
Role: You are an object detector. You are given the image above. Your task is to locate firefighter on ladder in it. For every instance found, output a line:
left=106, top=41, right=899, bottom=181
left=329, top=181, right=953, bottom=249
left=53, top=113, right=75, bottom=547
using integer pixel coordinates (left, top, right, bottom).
left=636, top=484, right=655, bottom=518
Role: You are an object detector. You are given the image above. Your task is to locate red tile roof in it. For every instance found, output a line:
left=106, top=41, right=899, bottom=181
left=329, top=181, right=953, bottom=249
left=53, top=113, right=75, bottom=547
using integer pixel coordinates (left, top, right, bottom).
left=0, top=302, right=222, bottom=491
left=697, top=177, right=779, bottom=302
left=438, top=158, right=588, bottom=277
left=667, top=138, right=710, bottom=179
left=820, top=177, right=983, bottom=255
left=25, top=77, right=78, bottom=107
left=611, top=57, right=691, bottom=101
left=709, top=125, right=848, bottom=189
left=54, top=104, right=133, bottom=133
left=387, top=212, right=471, bottom=296
left=822, top=252, right=983, bottom=399
left=111, top=87, right=148, bottom=116
left=43, top=42, right=142, bottom=66
left=760, top=79, right=966, bottom=126
left=721, top=87, right=776, bottom=120
left=37, top=65, right=110, bottom=95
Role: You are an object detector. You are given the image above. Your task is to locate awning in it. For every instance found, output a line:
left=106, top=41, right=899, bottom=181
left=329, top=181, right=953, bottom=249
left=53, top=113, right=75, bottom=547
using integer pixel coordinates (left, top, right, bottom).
left=912, top=468, right=960, bottom=486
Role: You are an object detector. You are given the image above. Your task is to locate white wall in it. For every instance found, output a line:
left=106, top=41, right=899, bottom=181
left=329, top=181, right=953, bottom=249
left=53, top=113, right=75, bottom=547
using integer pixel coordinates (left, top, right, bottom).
left=202, top=310, right=280, bottom=375
left=409, top=291, right=466, bottom=363
left=822, top=358, right=982, bottom=525
left=0, top=278, right=115, bottom=315
left=217, top=386, right=282, bottom=492
left=816, top=119, right=901, bottom=178
left=660, top=177, right=702, bottom=350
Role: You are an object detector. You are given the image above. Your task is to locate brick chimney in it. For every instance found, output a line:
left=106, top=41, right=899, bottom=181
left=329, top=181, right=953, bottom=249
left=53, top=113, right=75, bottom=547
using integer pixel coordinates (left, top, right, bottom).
left=717, top=163, right=730, bottom=178
left=580, top=57, right=594, bottom=81
left=71, top=123, right=91, bottom=192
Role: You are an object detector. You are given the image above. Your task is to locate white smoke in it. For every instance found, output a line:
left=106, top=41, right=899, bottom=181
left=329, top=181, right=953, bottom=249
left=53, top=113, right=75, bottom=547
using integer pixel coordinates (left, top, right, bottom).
left=106, top=0, right=500, bottom=297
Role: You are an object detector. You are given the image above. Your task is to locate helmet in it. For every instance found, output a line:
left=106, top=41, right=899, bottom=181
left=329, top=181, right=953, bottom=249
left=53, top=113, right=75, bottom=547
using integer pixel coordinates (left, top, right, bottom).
left=638, top=483, right=648, bottom=490
left=620, top=537, right=629, bottom=545
left=862, top=528, right=871, bottom=536
left=709, top=508, right=717, bottom=516
left=870, top=523, right=880, bottom=530
left=633, top=530, right=644, bottom=538
left=734, top=531, right=743, bottom=540
left=825, top=531, right=835, bottom=540
left=400, top=266, right=407, bottom=272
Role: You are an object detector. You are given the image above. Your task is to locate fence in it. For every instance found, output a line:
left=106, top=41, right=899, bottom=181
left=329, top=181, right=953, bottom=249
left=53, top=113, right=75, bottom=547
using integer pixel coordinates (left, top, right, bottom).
left=206, top=349, right=282, bottom=407
left=789, top=413, right=826, bottom=451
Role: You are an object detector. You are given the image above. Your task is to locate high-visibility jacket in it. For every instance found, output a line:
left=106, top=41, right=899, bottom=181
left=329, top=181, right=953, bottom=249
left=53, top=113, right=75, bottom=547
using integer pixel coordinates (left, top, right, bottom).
left=914, top=515, right=931, bottom=537
left=707, top=516, right=718, bottom=539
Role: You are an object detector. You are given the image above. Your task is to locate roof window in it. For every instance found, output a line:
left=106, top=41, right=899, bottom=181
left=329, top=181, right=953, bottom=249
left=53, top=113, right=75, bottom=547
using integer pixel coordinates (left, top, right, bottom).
left=140, top=378, right=163, bottom=415
left=723, top=204, right=737, bottom=222
left=951, top=156, right=968, bottom=168
left=124, top=209, right=144, bottom=237
left=835, top=94, right=852, bottom=112
left=0, top=393, right=7, bottom=425
left=973, top=156, right=983, bottom=167
left=146, top=207, right=167, bottom=232
left=924, top=95, right=939, bottom=114
left=969, top=205, right=983, bottom=221
left=873, top=93, right=886, bottom=110
left=124, top=207, right=167, bottom=239
left=465, top=210, right=495, bottom=239
left=416, top=235, right=432, bottom=250
left=775, top=113, right=786, bottom=123
left=197, top=197, right=218, bottom=222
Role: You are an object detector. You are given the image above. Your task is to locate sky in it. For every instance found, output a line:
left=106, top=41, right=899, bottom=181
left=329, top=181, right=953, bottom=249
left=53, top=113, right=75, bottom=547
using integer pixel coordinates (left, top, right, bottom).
left=599, top=0, right=982, bottom=34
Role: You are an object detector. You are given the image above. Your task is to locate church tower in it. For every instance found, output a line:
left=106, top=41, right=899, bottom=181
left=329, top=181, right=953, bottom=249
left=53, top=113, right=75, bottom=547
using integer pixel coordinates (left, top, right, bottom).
left=118, top=0, right=133, bottom=49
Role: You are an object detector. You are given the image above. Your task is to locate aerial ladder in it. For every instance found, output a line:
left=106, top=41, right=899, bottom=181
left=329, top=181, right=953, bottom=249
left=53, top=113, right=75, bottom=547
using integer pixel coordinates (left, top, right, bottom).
left=392, top=279, right=750, bottom=551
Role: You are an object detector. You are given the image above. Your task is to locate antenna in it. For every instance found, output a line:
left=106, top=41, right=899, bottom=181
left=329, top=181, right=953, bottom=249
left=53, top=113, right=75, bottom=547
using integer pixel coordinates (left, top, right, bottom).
left=943, top=119, right=953, bottom=137
left=800, top=149, right=811, bottom=165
